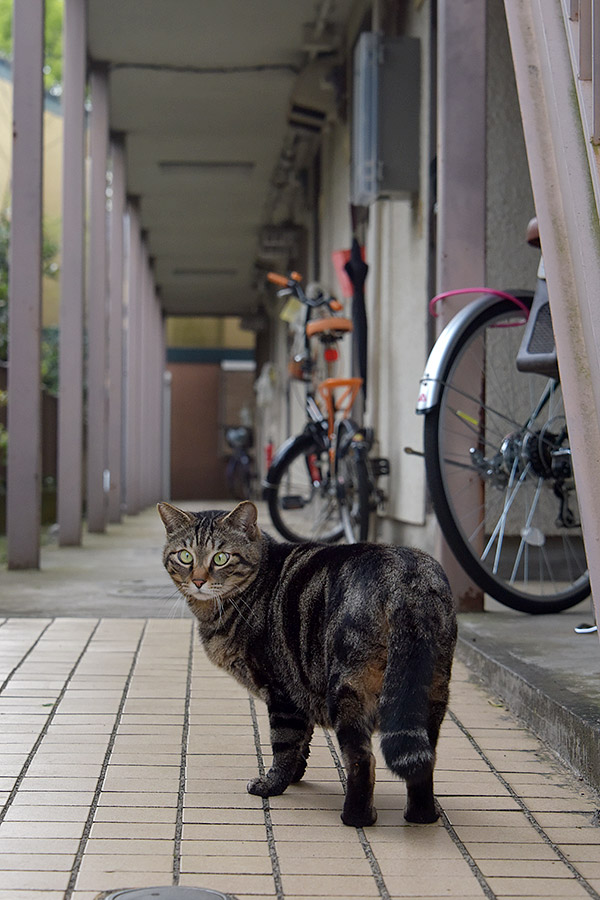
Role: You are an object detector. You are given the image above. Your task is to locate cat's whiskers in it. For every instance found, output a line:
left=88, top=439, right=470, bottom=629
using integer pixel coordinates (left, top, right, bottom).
left=226, top=594, right=256, bottom=629
left=209, top=588, right=237, bottom=626
left=212, top=593, right=225, bottom=624
left=206, top=579, right=259, bottom=627
left=164, top=586, right=189, bottom=619
left=149, top=584, right=188, bottom=620
left=170, top=591, right=190, bottom=620
left=229, top=589, right=259, bottom=623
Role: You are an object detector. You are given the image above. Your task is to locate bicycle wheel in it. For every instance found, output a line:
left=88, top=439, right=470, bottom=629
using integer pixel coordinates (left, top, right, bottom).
left=265, top=432, right=344, bottom=543
left=423, top=296, right=590, bottom=614
left=337, top=447, right=372, bottom=543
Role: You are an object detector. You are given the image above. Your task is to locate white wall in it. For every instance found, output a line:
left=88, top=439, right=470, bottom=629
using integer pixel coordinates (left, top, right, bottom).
left=366, top=4, right=433, bottom=543
left=366, top=197, right=429, bottom=528
left=312, top=4, right=434, bottom=547
left=319, top=122, right=353, bottom=293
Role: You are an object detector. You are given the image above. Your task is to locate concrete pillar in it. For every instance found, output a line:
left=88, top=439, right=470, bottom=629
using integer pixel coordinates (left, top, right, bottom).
left=151, top=294, right=165, bottom=505
left=155, top=298, right=166, bottom=504
left=107, top=136, right=126, bottom=524
left=436, top=0, right=487, bottom=609
left=123, top=219, right=165, bottom=513
left=437, top=0, right=487, bottom=311
left=7, top=0, right=44, bottom=569
left=124, top=202, right=142, bottom=515
left=139, top=255, right=151, bottom=508
left=162, top=367, right=172, bottom=502
left=143, top=274, right=163, bottom=508
left=58, top=0, right=86, bottom=547
left=86, top=64, right=109, bottom=533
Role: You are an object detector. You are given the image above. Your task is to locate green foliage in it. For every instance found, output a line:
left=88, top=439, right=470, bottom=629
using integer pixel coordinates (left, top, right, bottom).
left=41, top=327, right=59, bottom=396
left=0, top=211, right=60, bottom=395
left=0, top=390, right=6, bottom=469
left=0, top=214, right=7, bottom=363
left=43, top=0, right=63, bottom=91
left=0, top=0, right=63, bottom=92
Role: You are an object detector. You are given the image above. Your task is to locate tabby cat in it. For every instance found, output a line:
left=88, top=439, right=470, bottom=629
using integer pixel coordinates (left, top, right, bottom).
left=158, top=500, right=457, bottom=827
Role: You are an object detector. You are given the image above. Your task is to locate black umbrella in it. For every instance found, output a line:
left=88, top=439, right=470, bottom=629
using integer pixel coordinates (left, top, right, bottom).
left=344, top=237, right=369, bottom=403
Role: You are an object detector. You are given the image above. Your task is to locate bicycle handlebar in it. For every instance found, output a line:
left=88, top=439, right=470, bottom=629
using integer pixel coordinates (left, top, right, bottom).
left=267, top=270, right=342, bottom=311
left=267, top=272, right=294, bottom=287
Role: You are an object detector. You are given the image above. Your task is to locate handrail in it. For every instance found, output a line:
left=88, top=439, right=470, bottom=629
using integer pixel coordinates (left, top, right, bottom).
left=563, top=0, right=600, bottom=144
left=504, top=0, right=600, bottom=634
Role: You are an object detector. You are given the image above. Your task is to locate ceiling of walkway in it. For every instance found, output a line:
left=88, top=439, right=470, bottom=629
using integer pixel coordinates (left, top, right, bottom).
left=87, top=0, right=356, bottom=319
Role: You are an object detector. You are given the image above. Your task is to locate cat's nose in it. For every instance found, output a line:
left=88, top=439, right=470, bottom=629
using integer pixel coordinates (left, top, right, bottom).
left=192, top=578, right=205, bottom=588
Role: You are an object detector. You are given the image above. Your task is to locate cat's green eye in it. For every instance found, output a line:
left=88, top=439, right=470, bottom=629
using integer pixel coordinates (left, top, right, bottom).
left=213, top=551, right=230, bottom=567
left=177, top=549, right=193, bottom=565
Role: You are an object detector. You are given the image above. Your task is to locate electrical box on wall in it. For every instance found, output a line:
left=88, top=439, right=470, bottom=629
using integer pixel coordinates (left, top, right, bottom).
left=351, top=32, right=421, bottom=205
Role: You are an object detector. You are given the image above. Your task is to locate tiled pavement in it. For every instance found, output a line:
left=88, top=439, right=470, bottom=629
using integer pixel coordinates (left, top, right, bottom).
left=0, top=507, right=599, bottom=899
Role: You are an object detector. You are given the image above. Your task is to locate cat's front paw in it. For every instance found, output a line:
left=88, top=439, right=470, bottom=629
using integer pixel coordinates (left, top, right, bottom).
left=247, top=774, right=287, bottom=798
left=247, top=776, right=271, bottom=797
left=290, top=755, right=308, bottom=783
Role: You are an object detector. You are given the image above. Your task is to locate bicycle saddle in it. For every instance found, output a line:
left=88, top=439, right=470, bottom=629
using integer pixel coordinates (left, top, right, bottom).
left=526, top=216, right=540, bottom=247
left=306, top=317, right=353, bottom=339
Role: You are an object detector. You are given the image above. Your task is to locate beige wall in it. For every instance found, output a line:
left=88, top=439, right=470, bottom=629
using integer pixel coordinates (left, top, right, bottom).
left=166, top=315, right=254, bottom=349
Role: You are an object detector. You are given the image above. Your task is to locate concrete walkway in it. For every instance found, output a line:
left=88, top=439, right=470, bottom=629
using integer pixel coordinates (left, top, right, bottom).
left=0, top=503, right=599, bottom=900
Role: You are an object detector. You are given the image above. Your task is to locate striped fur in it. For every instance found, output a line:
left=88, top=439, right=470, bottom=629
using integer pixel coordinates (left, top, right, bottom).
left=158, top=500, right=457, bottom=827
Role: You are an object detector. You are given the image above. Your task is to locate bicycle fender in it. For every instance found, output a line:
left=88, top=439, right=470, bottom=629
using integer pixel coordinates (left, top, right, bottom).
left=262, top=430, right=317, bottom=489
left=416, top=291, right=533, bottom=414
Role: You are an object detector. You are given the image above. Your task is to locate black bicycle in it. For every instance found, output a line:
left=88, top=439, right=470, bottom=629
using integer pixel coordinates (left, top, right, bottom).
left=263, top=271, right=388, bottom=544
left=417, top=219, right=589, bottom=614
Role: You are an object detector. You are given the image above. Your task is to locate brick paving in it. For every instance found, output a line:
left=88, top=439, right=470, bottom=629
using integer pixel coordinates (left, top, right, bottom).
left=0, top=618, right=600, bottom=900
left=0, top=506, right=599, bottom=899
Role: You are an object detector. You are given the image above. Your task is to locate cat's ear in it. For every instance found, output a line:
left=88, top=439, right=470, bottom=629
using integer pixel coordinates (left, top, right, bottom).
left=224, top=501, right=260, bottom=540
left=157, top=502, right=195, bottom=535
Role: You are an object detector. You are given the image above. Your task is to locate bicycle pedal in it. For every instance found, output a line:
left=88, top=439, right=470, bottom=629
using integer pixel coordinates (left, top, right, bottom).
left=371, top=457, right=390, bottom=477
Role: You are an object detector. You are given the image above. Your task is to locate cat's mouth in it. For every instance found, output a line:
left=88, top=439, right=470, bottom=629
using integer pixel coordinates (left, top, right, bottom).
left=184, top=582, right=222, bottom=604
left=185, top=583, right=209, bottom=600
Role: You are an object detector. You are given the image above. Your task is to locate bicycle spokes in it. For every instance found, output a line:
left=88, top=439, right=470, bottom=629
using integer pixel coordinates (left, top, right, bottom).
left=423, top=295, right=589, bottom=612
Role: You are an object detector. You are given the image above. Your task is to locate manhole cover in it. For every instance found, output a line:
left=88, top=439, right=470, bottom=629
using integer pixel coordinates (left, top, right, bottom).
left=97, top=889, right=238, bottom=900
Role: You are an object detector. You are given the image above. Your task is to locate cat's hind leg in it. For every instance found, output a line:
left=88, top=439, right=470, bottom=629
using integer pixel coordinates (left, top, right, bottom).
left=328, top=681, right=378, bottom=827
left=247, top=699, right=313, bottom=798
left=404, top=660, right=452, bottom=823
left=379, top=628, right=454, bottom=824
left=291, top=724, right=314, bottom=783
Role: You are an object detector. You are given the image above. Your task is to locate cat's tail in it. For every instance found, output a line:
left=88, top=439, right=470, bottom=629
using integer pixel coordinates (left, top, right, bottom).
left=378, top=606, right=437, bottom=783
